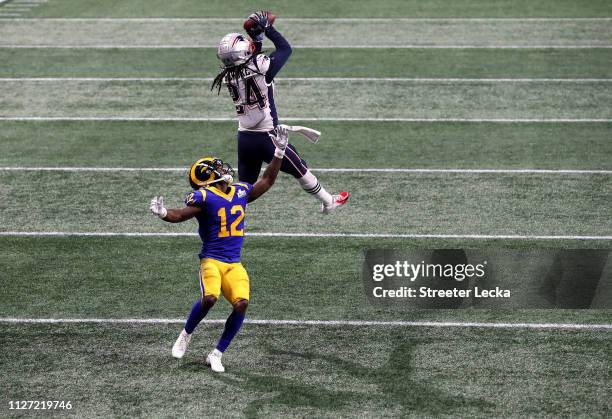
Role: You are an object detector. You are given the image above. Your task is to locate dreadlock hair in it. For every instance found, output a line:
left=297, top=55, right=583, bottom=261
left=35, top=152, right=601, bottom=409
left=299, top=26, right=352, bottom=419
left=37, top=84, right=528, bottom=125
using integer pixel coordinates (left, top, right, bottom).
left=211, top=55, right=264, bottom=94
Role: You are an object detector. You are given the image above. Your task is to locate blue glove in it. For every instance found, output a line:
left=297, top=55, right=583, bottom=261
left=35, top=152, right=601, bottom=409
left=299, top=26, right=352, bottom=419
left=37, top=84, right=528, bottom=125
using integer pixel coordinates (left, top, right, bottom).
left=246, top=11, right=271, bottom=40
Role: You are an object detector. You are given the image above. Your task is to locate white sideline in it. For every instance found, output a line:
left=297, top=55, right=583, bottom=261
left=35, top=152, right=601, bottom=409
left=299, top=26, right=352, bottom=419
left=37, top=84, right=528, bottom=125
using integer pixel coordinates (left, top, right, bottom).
left=1, top=117, right=611, bottom=122
left=0, top=317, right=610, bottom=330
left=1, top=167, right=611, bottom=175
left=1, top=232, right=611, bottom=240
left=2, top=45, right=611, bottom=49
left=1, top=77, right=612, bottom=83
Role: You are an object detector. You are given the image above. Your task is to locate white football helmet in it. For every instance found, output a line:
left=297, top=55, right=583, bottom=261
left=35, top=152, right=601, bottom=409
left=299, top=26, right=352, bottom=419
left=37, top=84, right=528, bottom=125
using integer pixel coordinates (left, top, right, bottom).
left=217, top=33, right=254, bottom=68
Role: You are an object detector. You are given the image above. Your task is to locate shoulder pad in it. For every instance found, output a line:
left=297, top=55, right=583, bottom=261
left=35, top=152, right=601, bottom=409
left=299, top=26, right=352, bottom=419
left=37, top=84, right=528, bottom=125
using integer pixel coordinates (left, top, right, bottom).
left=254, top=54, right=270, bottom=74
left=233, top=182, right=253, bottom=199
left=184, top=189, right=205, bottom=207
left=233, top=182, right=253, bottom=191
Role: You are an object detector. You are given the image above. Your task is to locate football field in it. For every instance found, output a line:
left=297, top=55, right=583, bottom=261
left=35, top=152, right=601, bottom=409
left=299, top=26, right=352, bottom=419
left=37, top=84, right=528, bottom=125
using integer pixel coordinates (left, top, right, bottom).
left=1, top=0, right=611, bottom=417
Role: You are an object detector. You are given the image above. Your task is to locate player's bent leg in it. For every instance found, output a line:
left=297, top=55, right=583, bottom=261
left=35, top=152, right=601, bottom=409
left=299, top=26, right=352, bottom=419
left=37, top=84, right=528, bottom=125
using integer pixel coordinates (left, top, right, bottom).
left=298, top=169, right=350, bottom=214
left=217, top=300, right=248, bottom=352
left=237, top=157, right=263, bottom=184
left=172, top=298, right=216, bottom=359
left=206, top=263, right=250, bottom=372
left=269, top=138, right=350, bottom=214
left=207, top=299, right=248, bottom=373
left=173, top=260, right=222, bottom=359
left=237, top=131, right=265, bottom=183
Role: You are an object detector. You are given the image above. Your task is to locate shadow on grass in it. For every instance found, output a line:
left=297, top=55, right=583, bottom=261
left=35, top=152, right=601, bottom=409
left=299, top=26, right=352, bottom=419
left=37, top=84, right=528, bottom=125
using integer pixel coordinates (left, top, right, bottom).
left=213, top=339, right=494, bottom=417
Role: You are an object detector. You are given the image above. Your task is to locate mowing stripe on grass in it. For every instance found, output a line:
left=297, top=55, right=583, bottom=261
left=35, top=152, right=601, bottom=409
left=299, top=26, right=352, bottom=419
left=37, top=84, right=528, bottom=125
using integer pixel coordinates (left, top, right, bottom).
left=0, top=317, right=610, bottom=330
left=3, top=18, right=609, bottom=48
left=2, top=77, right=611, bottom=82
left=1, top=232, right=611, bottom=240
left=2, top=117, right=611, bottom=122
left=6, top=78, right=607, bottom=119
left=1, top=167, right=611, bottom=174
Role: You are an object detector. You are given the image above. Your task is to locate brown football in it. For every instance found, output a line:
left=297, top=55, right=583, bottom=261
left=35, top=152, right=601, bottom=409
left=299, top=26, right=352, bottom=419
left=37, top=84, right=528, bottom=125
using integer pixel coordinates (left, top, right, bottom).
left=243, top=12, right=276, bottom=31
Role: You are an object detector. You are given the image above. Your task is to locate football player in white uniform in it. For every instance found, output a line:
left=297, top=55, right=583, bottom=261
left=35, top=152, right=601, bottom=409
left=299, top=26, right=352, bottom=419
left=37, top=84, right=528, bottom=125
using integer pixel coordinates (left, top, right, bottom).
left=211, top=11, right=349, bottom=214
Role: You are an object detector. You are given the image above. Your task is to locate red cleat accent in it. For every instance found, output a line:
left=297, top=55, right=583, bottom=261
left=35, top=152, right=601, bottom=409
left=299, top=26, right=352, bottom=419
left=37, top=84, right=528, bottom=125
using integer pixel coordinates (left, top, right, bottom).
left=322, top=191, right=350, bottom=214
left=335, top=191, right=350, bottom=205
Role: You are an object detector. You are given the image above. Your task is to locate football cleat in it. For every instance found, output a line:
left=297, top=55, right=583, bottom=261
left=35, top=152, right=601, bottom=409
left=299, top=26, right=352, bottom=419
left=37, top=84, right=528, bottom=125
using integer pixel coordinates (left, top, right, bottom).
left=172, top=329, right=192, bottom=359
left=206, top=349, right=225, bottom=373
left=321, top=191, right=350, bottom=214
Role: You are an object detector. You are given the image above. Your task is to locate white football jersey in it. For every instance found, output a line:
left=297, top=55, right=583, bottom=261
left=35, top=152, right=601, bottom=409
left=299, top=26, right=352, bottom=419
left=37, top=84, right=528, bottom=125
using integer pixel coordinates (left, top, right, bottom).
left=225, top=54, right=276, bottom=132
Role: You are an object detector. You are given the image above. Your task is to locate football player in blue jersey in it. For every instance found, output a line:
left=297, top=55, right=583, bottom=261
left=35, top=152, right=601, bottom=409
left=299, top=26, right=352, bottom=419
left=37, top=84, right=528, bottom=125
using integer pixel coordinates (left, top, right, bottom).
left=211, top=10, right=349, bottom=214
left=149, top=126, right=288, bottom=373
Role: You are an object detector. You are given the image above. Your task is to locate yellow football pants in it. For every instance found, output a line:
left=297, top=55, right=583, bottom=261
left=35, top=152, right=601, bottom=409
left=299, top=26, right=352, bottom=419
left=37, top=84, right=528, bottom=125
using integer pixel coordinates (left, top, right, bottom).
left=199, top=258, right=250, bottom=304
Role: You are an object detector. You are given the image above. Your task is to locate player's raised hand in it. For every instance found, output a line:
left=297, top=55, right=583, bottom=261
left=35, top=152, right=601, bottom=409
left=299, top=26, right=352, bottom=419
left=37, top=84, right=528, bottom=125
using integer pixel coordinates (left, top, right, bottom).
left=244, top=11, right=276, bottom=41
left=149, top=196, right=167, bottom=219
left=270, top=125, right=288, bottom=158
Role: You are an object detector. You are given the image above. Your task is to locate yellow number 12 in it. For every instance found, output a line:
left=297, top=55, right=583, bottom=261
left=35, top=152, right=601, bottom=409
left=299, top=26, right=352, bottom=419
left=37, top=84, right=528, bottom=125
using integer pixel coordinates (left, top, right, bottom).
left=217, top=205, right=245, bottom=237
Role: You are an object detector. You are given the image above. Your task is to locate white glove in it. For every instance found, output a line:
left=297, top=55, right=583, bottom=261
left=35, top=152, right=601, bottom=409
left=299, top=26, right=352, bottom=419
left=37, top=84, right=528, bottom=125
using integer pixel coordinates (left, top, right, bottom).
left=221, top=173, right=233, bottom=184
left=150, top=196, right=167, bottom=219
left=269, top=125, right=288, bottom=158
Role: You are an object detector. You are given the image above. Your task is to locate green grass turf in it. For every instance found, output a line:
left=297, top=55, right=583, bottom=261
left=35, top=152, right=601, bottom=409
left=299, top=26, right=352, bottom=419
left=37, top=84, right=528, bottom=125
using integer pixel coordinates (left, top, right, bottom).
left=2, top=19, right=611, bottom=47
left=1, top=171, right=610, bottom=236
left=1, top=1, right=611, bottom=416
left=1, top=236, right=611, bottom=323
left=2, top=79, right=611, bottom=119
left=21, top=0, right=612, bottom=18
left=3, top=48, right=612, bottom=79
left=1, top=121, right=611, bottom=170
left=1, top=323, right=610, bottom=417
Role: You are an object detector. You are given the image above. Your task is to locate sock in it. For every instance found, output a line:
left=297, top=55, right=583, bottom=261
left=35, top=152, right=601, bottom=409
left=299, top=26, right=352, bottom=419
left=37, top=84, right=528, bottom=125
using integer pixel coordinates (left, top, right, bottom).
left=184, top=300, right=211, bottom=334
left=298, top=170, right=333, bottom=205
left=215, top=310, right=246, bottom=353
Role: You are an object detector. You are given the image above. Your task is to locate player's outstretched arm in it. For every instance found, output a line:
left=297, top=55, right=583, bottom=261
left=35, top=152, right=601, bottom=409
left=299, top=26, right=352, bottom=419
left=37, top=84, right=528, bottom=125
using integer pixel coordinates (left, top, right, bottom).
left=150, top=196, right=201, bottom=223
left=248, top=126, right=288, bottom=202
left=264, top=25, right=292, bottom=82
left=244, top=11, right=292, bottom=82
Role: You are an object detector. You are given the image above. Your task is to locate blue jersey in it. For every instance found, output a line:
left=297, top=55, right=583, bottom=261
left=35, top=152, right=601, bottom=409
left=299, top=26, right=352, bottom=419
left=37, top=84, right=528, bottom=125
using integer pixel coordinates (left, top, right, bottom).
left=184, top=182, right=253, bottom=263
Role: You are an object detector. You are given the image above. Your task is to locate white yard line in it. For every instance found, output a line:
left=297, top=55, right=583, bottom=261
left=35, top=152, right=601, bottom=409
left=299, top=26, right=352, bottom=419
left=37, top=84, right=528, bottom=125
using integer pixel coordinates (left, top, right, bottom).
left=0, top=167, right=610, bottom=174
left=1, top=117, right=610, bottom=122
left=0, top=232, right=611, bottom=240
left=1, top=77, right=611, bottom=83
left=308, top=168, right=612, bottom=174
left=1, top=44, right=611, bottom=49
left=0, top=317, right=610, bottom=330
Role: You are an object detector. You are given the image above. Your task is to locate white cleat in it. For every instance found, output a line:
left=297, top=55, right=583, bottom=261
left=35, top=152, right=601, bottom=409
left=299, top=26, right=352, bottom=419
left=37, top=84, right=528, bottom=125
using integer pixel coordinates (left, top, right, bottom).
left=206, top=349, right=225, bottom=373
left=321, top=191, right=350, bottom=214
left=172, top=329, right=192, bottom=359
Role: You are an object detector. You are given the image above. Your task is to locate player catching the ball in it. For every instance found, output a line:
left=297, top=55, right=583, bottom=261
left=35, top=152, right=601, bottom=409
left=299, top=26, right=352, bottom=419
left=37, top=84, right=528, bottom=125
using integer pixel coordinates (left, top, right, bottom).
left=149, top=126, right=287, bottom=372
left=211, top=11, right=349, bottom=214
